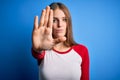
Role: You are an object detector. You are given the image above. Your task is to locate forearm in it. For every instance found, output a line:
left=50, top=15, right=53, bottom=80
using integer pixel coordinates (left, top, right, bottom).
left=31, top=47, right=45, bottom=60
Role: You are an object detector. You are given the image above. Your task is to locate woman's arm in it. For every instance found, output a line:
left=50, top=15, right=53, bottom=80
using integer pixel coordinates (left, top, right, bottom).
left=31, top=48, right=45, bottom=60
left=80, top=46, right=89, bottom=80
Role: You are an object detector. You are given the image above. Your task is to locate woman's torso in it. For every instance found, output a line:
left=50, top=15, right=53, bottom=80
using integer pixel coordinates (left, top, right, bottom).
left=39, top=46, right=82, bottom=80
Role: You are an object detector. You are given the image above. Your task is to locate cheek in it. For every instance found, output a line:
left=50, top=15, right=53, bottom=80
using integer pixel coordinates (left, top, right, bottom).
left=64, top=25, right=67, bottom=31
left=52, top=24, right=57, bottom=29
left=52, top=26, right=56, bottom=32
left=52, top=26, right=56, bottom=35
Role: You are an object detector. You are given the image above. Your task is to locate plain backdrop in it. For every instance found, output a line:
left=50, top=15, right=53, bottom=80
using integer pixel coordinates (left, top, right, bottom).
left=0, top=0, right=120, bottom=80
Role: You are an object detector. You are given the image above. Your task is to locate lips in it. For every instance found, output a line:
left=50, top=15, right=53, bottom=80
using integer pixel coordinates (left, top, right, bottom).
left=55, top=29, right=63, bottom=33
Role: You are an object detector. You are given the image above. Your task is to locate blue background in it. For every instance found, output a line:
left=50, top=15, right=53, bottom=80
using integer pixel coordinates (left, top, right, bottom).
left=0, top=0, right=120, bottom=80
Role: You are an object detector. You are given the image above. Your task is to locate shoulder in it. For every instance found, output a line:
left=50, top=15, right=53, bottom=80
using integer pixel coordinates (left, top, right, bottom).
left=72, top=44, right=89, bottom=60
left=73, top=44, right=88, bottom=52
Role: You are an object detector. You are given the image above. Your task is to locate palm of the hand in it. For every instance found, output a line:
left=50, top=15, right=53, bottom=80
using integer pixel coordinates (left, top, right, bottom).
left=32, top=26, right=54, bottom=50
left=32, top=6, right=66, bottom=51
left=39, top=27, right=54, bottom=49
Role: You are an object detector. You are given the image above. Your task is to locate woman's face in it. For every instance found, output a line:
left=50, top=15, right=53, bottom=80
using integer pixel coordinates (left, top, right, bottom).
left=52, top=9, right=67, bottom=38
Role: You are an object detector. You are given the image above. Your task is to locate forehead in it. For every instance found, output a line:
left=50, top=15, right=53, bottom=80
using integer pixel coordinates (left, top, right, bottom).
left=53, top=9, right=66, bottom=18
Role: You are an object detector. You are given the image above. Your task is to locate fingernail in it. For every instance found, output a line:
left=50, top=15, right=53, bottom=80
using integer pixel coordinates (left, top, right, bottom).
left=47, top=6, right=50, bottom=8
left=50, top=9, right=53, bottom=12
left=43, top=9, right=46, bottom=12
left=35, top=16, right=38, bottom=18
left=42, top=9, right=45, bottom=11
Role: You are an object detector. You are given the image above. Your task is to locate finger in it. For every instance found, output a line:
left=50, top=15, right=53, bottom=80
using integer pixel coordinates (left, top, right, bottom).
left=44, top=6, right=50, bottom=27
left=34, top=16, right=38, bottom=29
left=39, top=9, right=46, bottom=27
left=48, top=9, right=53, bottom=28
left=54, top=37, right=66, bottom=44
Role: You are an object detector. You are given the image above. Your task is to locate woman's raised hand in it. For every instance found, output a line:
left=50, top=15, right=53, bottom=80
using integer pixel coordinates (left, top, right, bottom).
left=32, top=6, right=66, bottom=51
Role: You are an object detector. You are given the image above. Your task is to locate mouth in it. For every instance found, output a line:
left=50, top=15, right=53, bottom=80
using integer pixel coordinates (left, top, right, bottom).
left=55, top=29, right=63, bottom=33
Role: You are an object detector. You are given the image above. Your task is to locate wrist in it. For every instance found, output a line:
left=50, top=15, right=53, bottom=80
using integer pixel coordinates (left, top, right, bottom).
left=32, top=47, right=43, bottom=53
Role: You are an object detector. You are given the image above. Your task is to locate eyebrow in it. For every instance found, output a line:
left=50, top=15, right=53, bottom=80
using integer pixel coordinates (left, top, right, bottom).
left=53, top=17, right=67, bottom=19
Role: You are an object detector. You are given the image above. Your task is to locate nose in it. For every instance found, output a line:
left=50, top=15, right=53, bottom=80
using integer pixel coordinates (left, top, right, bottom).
left=58, top=20, right=62, bottom=28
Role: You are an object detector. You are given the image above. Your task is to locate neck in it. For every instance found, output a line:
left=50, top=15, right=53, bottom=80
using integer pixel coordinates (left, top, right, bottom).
left=53, top=42, right=70, bottom=52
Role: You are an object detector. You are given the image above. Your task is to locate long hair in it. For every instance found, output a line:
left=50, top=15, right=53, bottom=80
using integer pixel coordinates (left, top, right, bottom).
left=49, top=2, right=77, bottom=47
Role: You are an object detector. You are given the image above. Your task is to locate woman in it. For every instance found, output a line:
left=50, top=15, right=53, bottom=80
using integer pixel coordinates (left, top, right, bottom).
left=32, top=2, right=89, bottom=80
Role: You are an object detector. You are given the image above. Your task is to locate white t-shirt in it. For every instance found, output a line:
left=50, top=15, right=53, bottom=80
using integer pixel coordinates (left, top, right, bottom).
left=32, top=44, right=89, bottom=80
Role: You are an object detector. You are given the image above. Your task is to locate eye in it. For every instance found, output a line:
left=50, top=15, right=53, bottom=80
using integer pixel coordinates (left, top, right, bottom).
left=63, top=18, right=67, bottom=22
left=53, top=19, right=58, bottom=23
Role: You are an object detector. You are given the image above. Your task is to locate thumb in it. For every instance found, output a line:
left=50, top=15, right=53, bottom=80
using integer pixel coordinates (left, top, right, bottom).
left=54, top=36, right=66, bottom=44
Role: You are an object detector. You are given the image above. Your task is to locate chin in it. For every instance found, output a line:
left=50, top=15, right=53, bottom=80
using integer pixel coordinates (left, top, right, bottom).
left=54, top=33, right=65, bottom=38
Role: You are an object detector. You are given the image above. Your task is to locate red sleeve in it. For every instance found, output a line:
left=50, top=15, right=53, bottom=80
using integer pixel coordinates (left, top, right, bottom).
left=31, top=48, right=45, bottom=65
left=73, top=44, right=90, bottom=80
